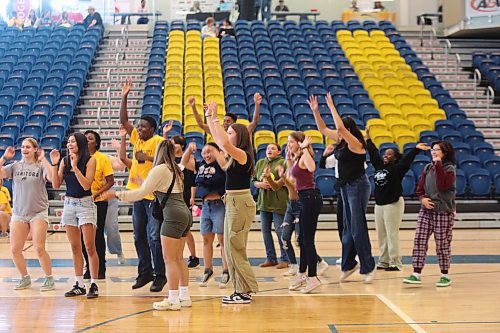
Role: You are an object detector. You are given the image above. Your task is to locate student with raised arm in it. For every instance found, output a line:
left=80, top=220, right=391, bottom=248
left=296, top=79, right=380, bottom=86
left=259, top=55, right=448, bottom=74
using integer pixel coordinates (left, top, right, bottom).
left=188, top=93, right=262, bottom=135
left=120, top=78, right=168, bottom=292
left=205, top=102, right=258, bottom=304
left=308, top=94, right=376, bottom=284
left=0, top=139, right=54, bottom=291
left=50, top=133, right=100, bottom=298
left=101, top=140, right=193, bottom=311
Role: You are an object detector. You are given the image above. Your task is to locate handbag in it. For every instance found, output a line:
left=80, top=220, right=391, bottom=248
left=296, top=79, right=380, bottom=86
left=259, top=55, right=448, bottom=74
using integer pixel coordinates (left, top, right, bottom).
left=152, top=171, right=176, bottom=221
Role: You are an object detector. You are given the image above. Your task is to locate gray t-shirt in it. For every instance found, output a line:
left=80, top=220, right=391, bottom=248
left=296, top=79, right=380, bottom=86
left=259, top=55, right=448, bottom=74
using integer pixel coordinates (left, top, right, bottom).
left=4, top=161, right=49, bottom=216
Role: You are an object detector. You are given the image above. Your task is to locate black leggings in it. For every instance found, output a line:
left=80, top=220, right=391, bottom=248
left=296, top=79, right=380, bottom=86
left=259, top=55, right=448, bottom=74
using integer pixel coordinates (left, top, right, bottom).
left=298, top=189, right=323, bottom=277
left=83, top=200, right=108, bottom=274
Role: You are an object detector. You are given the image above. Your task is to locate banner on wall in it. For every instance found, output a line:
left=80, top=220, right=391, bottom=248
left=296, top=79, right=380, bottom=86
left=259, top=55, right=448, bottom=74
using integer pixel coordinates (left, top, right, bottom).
left=466, top=0, right=500, bottom=17
left=14, top=0, right=32, bottom=19
left=171, top=0, right=235, bottom=21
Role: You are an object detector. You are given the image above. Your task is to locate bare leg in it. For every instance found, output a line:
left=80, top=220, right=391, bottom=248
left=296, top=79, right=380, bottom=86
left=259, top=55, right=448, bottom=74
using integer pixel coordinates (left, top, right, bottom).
left=31, top=220, right=52, bottom=276
left=10, top=221, right=30, bottom=277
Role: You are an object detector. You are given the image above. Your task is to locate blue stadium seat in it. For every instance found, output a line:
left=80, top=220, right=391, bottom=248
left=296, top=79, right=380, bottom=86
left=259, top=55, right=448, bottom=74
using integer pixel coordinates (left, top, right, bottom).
left=315, top=169, right=336, bottom=198
left=468, top=168, right=492, bottom=196
left=402, top=170, right=416, bottom=196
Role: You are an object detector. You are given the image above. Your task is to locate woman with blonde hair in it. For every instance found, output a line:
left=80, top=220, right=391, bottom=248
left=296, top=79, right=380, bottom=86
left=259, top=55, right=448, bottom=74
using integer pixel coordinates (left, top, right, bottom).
left=0, top=138, right=55, bottom=291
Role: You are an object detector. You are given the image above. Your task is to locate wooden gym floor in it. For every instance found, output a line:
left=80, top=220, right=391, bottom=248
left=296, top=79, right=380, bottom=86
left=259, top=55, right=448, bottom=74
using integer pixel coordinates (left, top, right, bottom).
left=0, top=229, right=499, bottom=332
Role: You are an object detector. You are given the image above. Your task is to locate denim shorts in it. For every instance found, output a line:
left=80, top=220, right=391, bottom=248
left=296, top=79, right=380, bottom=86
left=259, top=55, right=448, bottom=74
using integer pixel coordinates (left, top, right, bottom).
left=61, top=196, right=97, bottom=228
left=11, top=210, right=49, bottom=225
left=283, top=199, right=301, bottom=224
left=200, top=199, right=225, bottom=235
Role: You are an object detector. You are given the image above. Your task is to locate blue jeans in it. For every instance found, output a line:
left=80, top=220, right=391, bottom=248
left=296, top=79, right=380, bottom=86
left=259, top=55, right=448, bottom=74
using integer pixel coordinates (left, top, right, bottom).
left=260, top=210, right=287, bottom=263
left=132, top=199, right=165, bottom=278
left=281, top=200, right=301, bottom=264
left=340, top=175, right=375, bottom=274
left=298, top=189, right=323, bottom=277
left=200, top=199, right=225, bottom=235
left=258, top=0, right=272, bottom=21
left=104, top=198, right=123, bottom=255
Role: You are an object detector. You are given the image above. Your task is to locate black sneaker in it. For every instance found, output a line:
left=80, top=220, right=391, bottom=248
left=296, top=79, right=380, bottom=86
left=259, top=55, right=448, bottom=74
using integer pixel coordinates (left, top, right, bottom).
left=199, top=268, right=214, bottom=287
left=222, top=292, right=252, bottom=304
left=150, top=275, right=167, bottom=292
left=131, top=274, right=154, bottom=290
left=386, top=266, right=402, bottom=271
left=187, top=256, right=200, bottom=269
left=83, top=270, right=90, bottom=280
left=64, top=282, right=86, bottom=297
left=87, top=283, right=99, bottom=299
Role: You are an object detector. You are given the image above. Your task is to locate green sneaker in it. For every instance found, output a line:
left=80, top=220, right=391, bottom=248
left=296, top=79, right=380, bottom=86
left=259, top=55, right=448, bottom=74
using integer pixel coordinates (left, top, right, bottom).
left=14, top=275, right=31, bottom=290
left=436, top=276, right=451, bottom=287
left=40, top=276, right=55, bottom=292
left=403, top=274, right=422, bottom=285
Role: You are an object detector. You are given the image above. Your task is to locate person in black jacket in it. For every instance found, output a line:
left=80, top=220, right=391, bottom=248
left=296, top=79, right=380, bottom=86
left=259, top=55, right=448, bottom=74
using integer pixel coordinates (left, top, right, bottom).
left=366, top=127, right=429, bottom=271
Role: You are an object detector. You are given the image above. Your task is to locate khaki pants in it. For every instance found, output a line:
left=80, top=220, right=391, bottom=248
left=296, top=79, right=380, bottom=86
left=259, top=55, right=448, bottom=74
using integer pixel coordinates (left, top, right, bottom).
left=374, top=197, right=404, bottom=269
left=223, top=191, right=258, bottom=293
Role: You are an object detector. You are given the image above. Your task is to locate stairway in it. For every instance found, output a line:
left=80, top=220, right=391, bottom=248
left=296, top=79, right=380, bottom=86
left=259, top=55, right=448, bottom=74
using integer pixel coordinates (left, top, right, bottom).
left=403, top=32, right=500, bottom=154
left=48, top=26, right=150, bottom=230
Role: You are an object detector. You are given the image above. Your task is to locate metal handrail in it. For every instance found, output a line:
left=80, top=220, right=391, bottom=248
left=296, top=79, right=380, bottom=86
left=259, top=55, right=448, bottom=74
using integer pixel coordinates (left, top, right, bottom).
left=487, top=86, right=495, bottom=126
left=115, top=52, right=121, bottom=84
left=106, top=68, right=111, bottom=87
left=455, top=53, right=461, bottom=84
left=443, top=39, right=452, bottom=72
left=473, top=69, right=482, bottom=103
left=106, top=86, right=112, bottom=123
left=97, top=106, right=102, bottom=132
left=430, top=27, right=436, bottom=45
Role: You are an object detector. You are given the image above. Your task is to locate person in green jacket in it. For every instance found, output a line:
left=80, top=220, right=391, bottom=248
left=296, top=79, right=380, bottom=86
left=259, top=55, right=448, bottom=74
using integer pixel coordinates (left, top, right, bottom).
left=253, top=143, right=289, bottom=269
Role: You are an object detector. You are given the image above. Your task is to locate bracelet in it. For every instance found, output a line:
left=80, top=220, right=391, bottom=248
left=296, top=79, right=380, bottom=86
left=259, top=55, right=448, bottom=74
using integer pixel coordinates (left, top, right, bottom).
left=205, top=113, right=212, bottom=117
left=51, top=163, right=58, bottom=167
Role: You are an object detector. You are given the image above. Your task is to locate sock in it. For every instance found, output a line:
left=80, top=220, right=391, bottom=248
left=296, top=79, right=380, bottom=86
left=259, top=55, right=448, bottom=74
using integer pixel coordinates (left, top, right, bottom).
left=441, top=274, right=449, bottom=279
left=413, top=272, right=421, bottom=279
left=168, top=289, right=179, bottom=302
left=179, top=286, right=190, bottom=300
left=90, top=278, right=96, bottom=284
left=76, top=276, right=85, bottom=287
left=46, top=275, right=53, bottom=279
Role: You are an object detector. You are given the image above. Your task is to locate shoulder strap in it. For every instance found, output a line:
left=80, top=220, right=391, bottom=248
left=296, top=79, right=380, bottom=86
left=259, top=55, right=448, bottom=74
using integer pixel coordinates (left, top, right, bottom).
left=160, top=171, right=176, bottom=206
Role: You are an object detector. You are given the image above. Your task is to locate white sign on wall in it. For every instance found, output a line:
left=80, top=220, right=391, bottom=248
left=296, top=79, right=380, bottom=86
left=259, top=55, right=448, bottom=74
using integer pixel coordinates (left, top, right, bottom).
left=171, top=0, right=235, bottom=21
left=466, top=0, right=500, bottom=18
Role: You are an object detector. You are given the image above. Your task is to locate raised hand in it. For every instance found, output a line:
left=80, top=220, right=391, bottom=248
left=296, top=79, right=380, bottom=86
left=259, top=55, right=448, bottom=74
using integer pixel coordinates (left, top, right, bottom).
left=325, top=92, right=335, bottom=110
left=189, top=142, right=197, bottom=152
left=37, top=148, right=45, bottom=162
left=49, top=149, right=61, bottom=165
left=210, top=101, right=218, bottom=118
left=254, top=92, right=263, bottom=105
left=69, top=153, right=78, bottom=170
left=306, top=95, right=319, bottom=112
left=416, top=143, right=430, bottom=150
left=119, top=125, right=127, bottom=138
left=323, top=144, right=334, bottom=156
left=111, top=139, right=120, bottom=150
left=3, top=146, right=15, bottom=160
left=121, top=78, right=132, bottom=97
left=188, top=96, right=196, bottom=107
left=365, top=126, right=370, bottom=140
left=163, top=120, right=173, bottom=136
left=299, top=136, right=312, bottom=149
left=275, top=165, right=284, bottom=177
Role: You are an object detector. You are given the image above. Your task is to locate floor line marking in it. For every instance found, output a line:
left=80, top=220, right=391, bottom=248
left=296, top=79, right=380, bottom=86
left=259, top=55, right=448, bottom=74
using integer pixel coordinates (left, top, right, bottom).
left=376, top=293, right=427, bottom=333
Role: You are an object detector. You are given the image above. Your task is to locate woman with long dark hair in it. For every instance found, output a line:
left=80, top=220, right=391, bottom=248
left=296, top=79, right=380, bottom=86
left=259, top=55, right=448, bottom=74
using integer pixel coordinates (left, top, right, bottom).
left=51, top=133, right=99, bottom=298
left=205, top=101, right=258, bottom=304
left=286, top=131, right=323, bottom=294
left=404, top=141, right=456, bottom=287
left=309, top=94, right=376, bottom=283
left=103, top=140, right=192, bottom=310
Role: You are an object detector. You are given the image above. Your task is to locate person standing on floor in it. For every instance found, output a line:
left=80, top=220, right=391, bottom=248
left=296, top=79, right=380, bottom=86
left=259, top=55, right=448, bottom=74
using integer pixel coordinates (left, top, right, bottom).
left=286, top=132, right=323, bottom=294
left=120, top=78, right=167, bottom=292
left=0, top=139, right=55, bottom=291
left=80, top=130, right=114, bottom=280
left=254, top=143, right=289, bottom=269
left=50, top=133, right=100, bottom=298
left=0, top=178, right=11, bottom=238
left=308, top=94, right=376, bottom=284
left=206, top=102, right=258, bottom=304
left=366, top=128, right=430, bottom=271
left=170, top=135, right=200, bottom=269
left=182, top=142, right=230, bottom=288
left=404, top=141, right=456, bottom=287
left=102, top=140, right=192, bottom=311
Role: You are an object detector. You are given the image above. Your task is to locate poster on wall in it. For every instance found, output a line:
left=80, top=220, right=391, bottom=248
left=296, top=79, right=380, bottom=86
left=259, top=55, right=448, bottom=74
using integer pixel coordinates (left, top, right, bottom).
left=466, top=0, right=500, bottom=17
left=13, top=0, right=32, bottom=19
left=171, top=0, right=235, bottom=21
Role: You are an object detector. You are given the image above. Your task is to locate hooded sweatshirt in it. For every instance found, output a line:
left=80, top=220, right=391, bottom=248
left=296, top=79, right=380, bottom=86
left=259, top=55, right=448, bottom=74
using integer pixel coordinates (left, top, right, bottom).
left=254, top=156, right=288, bottom=214
left=416, top=161, right=456, bottom=213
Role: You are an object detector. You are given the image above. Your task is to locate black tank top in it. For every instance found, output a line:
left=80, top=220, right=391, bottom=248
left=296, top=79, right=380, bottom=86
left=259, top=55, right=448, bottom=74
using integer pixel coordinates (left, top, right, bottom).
left=64, top=157, right=92, bottom=198
left=335, top=146, right=366, bottom=186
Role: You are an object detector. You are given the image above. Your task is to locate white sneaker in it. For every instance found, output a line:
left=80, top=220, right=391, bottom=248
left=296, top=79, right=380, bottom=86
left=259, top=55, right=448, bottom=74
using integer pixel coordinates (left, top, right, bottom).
left=364, top=268, right=376, bottom=284
left=300, top=277, right=321, bottom=294
left=153, top=298, right=181, bottom=311
left=283, top=264, right=299, bottom=277
left=289, top=273, right=306, bottom=291
left=335, top=258, right=342, bottom=265
left=180, top=298, right=192, bottom=307
left=317, top=260, right=329, bottom=276
left=339, top=264, right=358, bottom=282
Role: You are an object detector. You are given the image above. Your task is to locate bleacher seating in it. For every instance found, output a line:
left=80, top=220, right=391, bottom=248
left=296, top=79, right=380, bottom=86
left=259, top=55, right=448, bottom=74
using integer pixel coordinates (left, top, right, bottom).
left=472, top=51, right=500, bottom=93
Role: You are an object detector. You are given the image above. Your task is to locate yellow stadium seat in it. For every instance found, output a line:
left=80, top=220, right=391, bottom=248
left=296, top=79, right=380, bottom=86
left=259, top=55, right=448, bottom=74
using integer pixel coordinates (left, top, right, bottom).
left=205, top=77, right=223, bottom=88
left=394, top=130, right=417, bottom=151
left=366, top=118, right=387, bottom=132
left=184, top=113, right=199, bottom=124
left=425, top=108, right=447, bottom=123
left=410, top=87, right=431, bottom=99
left=387, top=118, right=410, bottom=133
left=353, top=30, right=369, bottom=37
left=373, top=96, right=396, bottom=109
left=370, top=30, right=386, bottom=37
left=204, top=37, right=219, bottom=45
left=204, top=67, right=222, bottom=76
left=395, top=96, right=417, bottom=109
left=345, top=49, right=364, bottom=58
left=397, top=71, right=417, bottom=80
left=336, top=30, right=352, bottom=39
left=378, top=105, right=402, bottom=121
left=401, top=106, right=425, bottom=122
left=364, top=78, right=385, bottom=90
left=185, top=123, right=205, bottom=134
left=371, top=130, right=394, bottom=148
left=383, top=78, right=405, bottom=88
left=354, top=35, right=371, bottom=44
left=411, top=118, right=433, bottom=136
left=389, top=87, right=411, bottom=98
left=162, top=111, right=182, bottom=123
left=304, top=130, right=323, bottom=144
left=404, top=79, right=425, bottom=90
left=381, top=49, right=400, bottom=57
left=187, top=30, right=200, bottom=37
left=417, top=97, right=439, bottom=110
left=254, top=130, right=276, bottom=149
left=325, top=136, right=337, bottom=146
left=278, top=130, right=294, bottom=147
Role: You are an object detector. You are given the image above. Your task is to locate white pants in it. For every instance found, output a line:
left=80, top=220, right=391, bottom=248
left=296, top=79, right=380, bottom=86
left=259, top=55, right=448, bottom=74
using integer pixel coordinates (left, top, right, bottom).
left=374, top=197, right=404, bottom=269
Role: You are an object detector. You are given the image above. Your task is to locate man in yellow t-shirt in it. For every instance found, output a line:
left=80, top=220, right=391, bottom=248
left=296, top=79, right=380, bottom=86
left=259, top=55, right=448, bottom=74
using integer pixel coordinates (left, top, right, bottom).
left=120, top=78, right=167, bottom=292
left=84, top=130, right=115, bottom=279
left=0, top=180, right=12, bottom=237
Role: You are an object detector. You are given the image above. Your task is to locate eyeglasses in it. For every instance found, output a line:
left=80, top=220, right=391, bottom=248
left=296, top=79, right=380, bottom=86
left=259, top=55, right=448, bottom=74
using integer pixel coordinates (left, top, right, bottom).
left=431, top=148, right=442, bottom=152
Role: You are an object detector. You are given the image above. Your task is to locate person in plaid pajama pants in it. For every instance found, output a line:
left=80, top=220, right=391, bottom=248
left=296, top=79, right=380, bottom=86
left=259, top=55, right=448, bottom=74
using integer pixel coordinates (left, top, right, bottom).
left=404, top=141, right=456, bottom=288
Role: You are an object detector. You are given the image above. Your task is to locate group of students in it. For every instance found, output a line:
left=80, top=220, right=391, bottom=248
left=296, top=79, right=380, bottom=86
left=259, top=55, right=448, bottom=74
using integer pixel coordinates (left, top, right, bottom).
left=1, top=78, right=457, bottom=310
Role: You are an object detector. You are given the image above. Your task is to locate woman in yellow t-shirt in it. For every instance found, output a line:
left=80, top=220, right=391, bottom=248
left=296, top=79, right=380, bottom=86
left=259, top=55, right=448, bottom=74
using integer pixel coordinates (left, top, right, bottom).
left=0, top=179, right=12, bottom=237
